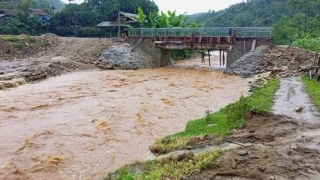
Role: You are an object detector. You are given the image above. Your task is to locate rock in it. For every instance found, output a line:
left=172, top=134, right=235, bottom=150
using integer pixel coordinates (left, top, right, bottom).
left=270, top=68, right=283, bottom=74
left=236, top=150, right=248, bottom=156
left=207, top=124, right=217, bottom=127
left=157, top=150, right=193, bottom=163
left=231, top=159, right=237, bottom=169
left=258, top=165, right=267, bottom=172
left=169, top=151, right=187, bottom=161
left=295, top=106, right=304, bottom=112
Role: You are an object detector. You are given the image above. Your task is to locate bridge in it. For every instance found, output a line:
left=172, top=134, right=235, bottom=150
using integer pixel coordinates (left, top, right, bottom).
left=127, top=27, right=273, bottom=67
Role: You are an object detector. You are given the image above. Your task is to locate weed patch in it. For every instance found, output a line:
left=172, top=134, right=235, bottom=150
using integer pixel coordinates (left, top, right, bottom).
left=302, top=74, right=320, bottom=111
left=106, top=150, right=222, bottom=180
left=1, top=35, right=20, bottom=42
left=13, top=43, right=24, bottom=50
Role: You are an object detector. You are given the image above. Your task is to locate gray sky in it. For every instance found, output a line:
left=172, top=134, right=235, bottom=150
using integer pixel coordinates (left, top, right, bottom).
left=61, top=0, right=245, bottom=15
left=153, top=0, right=245, bottom=14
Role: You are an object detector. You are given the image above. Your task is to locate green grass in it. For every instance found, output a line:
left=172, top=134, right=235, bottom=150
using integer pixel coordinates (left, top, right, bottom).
left=150, top=78, right=280, bottom=154
left=106, top=150, right=222, bottom=180
left=0, top=35, right=37, bottom=51
left=13, top=42, right=24, bottom=50
left=302, top=74, right=320, bottom=111
left=25, top=35, right=36, bottom=43
left=1, top=35, right=20, bottom=42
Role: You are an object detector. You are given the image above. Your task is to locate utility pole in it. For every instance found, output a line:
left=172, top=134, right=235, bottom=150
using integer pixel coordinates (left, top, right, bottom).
left=304, top=0, right=307, bottom=36
left=118, top=1, right=121, bottom=39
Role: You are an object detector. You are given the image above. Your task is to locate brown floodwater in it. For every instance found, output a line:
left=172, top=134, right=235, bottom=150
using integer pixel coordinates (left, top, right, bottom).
left=0, top=59, right=249, bottom=180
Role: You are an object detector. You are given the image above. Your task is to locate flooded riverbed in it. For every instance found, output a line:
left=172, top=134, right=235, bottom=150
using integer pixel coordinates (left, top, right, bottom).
left=0, top=64, right=249, bottom=179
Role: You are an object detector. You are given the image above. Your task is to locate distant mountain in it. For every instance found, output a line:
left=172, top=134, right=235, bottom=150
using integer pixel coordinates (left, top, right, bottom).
left=38, top=0, right=65, bottom=11
left=187, top=0, right=320, bottom=27
left=0, top=0, right=66, bottom=11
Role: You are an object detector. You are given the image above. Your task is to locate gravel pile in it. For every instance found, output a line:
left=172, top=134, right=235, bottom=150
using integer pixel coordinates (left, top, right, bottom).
left=96, top=43, right=158, bottom=70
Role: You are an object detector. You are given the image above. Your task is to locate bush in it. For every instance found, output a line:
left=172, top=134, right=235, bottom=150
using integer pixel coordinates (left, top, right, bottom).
left=171, top=49, right=193, bottom=60
left=292, top=37, right=320, bottom=52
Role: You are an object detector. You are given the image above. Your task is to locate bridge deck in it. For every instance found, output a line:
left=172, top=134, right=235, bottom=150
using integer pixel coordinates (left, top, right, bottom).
left=128, top=27, right=273, bottom=50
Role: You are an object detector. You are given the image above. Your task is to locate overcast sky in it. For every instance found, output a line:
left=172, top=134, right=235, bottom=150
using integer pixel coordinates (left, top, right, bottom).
left=61, top=0, right=245, bottom=15
left=153, top=0, right=245, bottom=14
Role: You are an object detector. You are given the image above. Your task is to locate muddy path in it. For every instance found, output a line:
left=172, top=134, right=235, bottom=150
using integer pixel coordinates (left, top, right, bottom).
left=0, top=65, right=249, bottom=179
left=273, top=77, right=320, bottom=122
left=188, top=77, right=320, bottom=180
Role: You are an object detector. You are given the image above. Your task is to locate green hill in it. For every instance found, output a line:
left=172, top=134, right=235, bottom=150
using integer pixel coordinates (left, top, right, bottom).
left=0, top=0, right=65, bottom=11
left=43, top=0, right=65, bottom=11
left=188, top=0, right=320, bottom=27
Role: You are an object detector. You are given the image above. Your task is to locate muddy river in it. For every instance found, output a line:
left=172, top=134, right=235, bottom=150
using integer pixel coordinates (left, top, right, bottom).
left=0, top=60, right=249, bottom=179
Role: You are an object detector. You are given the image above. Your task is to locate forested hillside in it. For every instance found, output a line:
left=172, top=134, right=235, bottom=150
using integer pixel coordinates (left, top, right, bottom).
left=0, top=0, right=158, bottom=37
left=44, top=0, right=65, bottom=10
left=188, top=0, right=320, bottom=27
left=188, top=0, right=320, bottom=48
left=0, top=0, right=65, bottom=10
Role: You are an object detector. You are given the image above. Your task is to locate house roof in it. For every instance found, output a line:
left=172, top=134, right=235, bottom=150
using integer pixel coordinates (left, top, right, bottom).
left=97, top=11, right=138, bottom=27
left=27, top=8, right=48, bottom=16
left=96, top=21, right=126, bottom=27
left=109, top=11, right=138, bottom=21
left=0, top=9, right=17, bottom=16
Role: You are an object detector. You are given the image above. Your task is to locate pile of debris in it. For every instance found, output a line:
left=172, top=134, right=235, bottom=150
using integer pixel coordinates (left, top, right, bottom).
left=226, top=45, right=318, bottom=88
left=225, top=45, right=270, bottom=78
left=259, top=45, right=317, bottom=78
left=96, top=43, right=158, bottom=70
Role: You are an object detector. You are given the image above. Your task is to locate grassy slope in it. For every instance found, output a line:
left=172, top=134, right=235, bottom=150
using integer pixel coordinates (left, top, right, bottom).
left=107, top=150, right=222, bottom=180
left=150, top=78, right=280, bottom=154
left=106, top=78, right=280, bottom=180
left=302, top=75, right=320, bottom=111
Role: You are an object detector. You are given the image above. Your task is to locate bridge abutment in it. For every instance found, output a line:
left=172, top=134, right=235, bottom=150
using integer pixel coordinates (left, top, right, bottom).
left=227, top=39, right=273, bottom=67
left=130, top=38, right=171, bottom=67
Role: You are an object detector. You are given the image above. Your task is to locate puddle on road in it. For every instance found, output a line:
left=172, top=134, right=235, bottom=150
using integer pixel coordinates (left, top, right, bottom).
left=0, top=60, right=249, bottom=179
left=272, top=77, right=320, bottom=123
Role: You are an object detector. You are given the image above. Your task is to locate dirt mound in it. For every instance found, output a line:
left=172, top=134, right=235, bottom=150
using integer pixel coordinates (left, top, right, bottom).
left=0, top=35, right=113, bottom=86
left=260, top=45, right=317, bottom=77
left=226, top=45, right=317, bottom=79
left=186, top=113, right=320, bottom=180
left=0, top=35, right=55, bottom=61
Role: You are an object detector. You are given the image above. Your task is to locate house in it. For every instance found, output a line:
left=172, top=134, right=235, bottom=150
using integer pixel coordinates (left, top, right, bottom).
left=97, top=11, right=138, bottom=37
left=0, top=9, right=17, bottom=25
left=27, top=8, right=51, bottom=21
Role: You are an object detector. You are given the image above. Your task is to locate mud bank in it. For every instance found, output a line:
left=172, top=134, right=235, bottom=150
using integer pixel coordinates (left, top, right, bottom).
left=0, top=35, right=113, bottom=89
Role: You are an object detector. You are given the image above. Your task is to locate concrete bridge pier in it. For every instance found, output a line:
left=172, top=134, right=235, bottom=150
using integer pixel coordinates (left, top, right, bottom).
left=160, top=49, right=171, bottom=67
left=131, top=38, right=171, bottom=67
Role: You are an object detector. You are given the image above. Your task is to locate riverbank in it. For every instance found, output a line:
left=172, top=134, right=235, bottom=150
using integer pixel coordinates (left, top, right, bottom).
left=0, top=34, right=112, bottom=89
left=106, top=78, right=280, bottom=179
